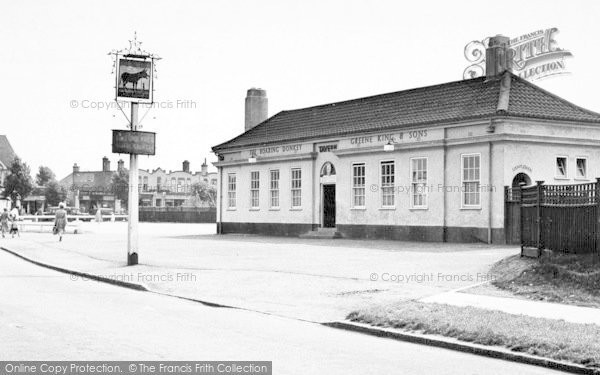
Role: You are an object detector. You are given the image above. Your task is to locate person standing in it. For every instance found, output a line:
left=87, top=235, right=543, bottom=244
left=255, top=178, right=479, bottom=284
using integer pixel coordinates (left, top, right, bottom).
left=54, top=203, right=68, bottom=242
left=95, top=205, right=102, bottom=223
left=0, top=208, right=9, bottom=238
left=10, top=206, right=19, bottom=221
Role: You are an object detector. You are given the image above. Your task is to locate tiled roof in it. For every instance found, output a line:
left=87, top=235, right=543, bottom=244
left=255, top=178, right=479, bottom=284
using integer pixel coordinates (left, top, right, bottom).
left=0, top=135, right=17, bottom=168
left=59, top=171, right=115, bottom=190
left=212, top=72, right=600, bottom=152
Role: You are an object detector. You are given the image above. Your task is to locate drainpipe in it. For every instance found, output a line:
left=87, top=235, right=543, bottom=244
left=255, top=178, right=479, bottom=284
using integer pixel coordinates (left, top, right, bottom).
left=218, top=165, right=223, bottom=234
left=488, top=140, right=493, bottom=244
left=311, top=149, right=318, bottom=230
left=442, top=128, right=448, bottom=242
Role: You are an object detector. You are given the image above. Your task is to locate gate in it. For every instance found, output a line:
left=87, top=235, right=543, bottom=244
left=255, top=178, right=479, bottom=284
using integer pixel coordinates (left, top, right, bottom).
left=516, top=180, right=600, bottom=255
left=504, top=187, right=521, bottom=244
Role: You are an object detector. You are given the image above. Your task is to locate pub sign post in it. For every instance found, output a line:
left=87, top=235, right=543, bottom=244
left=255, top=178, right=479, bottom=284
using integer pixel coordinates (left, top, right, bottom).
left=110, top=33, right=160, bottom=266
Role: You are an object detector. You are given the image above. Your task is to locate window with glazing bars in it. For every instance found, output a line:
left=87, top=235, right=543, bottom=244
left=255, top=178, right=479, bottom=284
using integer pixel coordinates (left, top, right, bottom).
left=250, top=171, right=259, bottom=208
left=462, top=154, right=480, bottom=206
left=227, top=173, right=236, bottom=208
left=291, top=168, right=302, bottom=208
left=381, top=161, right=395, bottom=207
left=352, top=163, right=365, bottom=207
left=270, top=170, right=279, bottom=208
left=411, top=158, right=427, bottom=208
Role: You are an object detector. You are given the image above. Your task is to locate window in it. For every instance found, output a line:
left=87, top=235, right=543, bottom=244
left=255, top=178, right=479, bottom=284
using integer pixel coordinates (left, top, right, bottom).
left=270, top=170, right=280, bottom=208
left=227, top=174, right=236, bottom=209
left=250, top=171, right=260, bottom=208
left=462, top=154, right=481, bottom=207
left=576, top=157, right=587, bottom=179
left=352, top=163, right=366, bottom=207
left=291, top=168, right=302, bottom=208
left=380, top=161, right=395, bottom=207
left=555, top=156, right=567, bottom=178
left=411, top=158, right=427, bottom=208
left=177, top=178, right=185, bottom=192
left=157, top=177, right=162, bottom=191
left=143, top=176, right=148, bottom=192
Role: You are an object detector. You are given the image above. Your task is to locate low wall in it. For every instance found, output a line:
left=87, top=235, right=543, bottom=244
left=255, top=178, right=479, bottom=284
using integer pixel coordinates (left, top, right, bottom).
left=139, top=207, right=216, bottom=223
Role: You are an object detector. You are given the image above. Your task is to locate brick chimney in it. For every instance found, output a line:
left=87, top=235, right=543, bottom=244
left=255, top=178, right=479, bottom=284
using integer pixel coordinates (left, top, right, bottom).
left=73, top=163, right=80, bottom=173
left=245, top=88, right=268, bottom=131
left=486, top=35, right=512, bottom=78
left=201, top=158, right=208, bottom=175
left=102, top=156, right=110, bottom=172
left=183, top=160, right=190, bottom=173
left=117, top=159, right=124, bottom=172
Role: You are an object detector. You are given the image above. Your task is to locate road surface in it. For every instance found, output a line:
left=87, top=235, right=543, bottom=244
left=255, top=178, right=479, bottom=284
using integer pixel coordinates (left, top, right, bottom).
left=0, top=249, right=565, bottom=374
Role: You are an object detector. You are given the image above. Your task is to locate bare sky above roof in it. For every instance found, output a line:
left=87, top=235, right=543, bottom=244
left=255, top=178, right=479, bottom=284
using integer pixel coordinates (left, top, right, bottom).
left=1, top=0, right=598, bottom=178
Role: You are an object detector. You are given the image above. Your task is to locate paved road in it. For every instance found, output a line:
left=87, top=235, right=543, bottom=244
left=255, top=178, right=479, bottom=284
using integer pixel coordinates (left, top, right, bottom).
left=0, top=250, right=565, bottom=375
left=6, top=222, right=519, bottom=321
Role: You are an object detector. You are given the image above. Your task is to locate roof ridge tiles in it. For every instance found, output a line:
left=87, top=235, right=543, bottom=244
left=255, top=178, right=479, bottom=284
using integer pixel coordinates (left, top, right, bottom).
left=213, top=73, right=600, bottom=152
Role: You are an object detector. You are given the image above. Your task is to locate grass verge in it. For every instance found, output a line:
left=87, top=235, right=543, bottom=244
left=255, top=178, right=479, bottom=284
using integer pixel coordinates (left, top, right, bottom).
left=347, top=301, right=600, bottom=369
left=491, top=254, right=600, bottom=308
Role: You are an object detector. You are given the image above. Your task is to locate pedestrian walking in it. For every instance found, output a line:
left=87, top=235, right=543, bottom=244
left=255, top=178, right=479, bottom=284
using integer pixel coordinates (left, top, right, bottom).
left=54, top=202, right=68, bottom=242
left=95, top=206, right=102, bottom=223
left=10, top=206, right=19, bottom=221
left=8, top=206, right=19, bottom=238
left=0, top=208, right=9, bottom=238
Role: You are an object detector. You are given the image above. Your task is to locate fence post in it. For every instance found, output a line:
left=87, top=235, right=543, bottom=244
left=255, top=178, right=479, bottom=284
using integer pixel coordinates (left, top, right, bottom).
left=536, top=180, right=544, bottom=257
left=504, top=186, right=508, bottom=244
left=519, top=182, right=525, bottom=257
left=594, top=177, right=600, bottom=255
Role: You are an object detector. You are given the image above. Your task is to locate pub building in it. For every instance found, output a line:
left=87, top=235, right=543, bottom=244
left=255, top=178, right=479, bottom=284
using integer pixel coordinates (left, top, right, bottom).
left=212, top=35, right=600, bottom=243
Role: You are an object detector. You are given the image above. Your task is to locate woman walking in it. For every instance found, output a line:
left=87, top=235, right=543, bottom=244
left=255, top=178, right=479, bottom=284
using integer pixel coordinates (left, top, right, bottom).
left=54, top=203, right=68, bottom=242
left=0, top=208, right=9, bottom=238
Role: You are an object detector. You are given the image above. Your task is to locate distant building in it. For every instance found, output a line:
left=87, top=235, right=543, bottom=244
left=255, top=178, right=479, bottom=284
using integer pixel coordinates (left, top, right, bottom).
left=138, top=159, right=217, bottom=207
left=59, top=157, right=217, bottom=212
left=0, top=135, right=17, bottom=210
left=59, top=157, right=119, bottom=213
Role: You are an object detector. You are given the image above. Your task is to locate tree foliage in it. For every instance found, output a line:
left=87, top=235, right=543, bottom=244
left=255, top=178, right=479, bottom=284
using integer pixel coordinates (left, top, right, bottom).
left=3, top=157, right=34, bottom=202
left=45, top=180, right=67, bottom=206
left=110, top=168, right=129, bottom=206
left=190, top=182, right=217, bottom=207
left=36, top=166, right=56, bottom=186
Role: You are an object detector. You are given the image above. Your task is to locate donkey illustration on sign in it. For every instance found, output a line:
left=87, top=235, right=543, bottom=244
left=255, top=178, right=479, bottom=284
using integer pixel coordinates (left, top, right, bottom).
left=120, top=69, right=149, bottom=90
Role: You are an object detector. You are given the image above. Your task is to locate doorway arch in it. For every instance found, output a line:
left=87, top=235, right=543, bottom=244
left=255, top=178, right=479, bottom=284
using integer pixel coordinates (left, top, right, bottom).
left=320, top=162, right=336, bottom=228
left=512, top=172, right=532, bottom=188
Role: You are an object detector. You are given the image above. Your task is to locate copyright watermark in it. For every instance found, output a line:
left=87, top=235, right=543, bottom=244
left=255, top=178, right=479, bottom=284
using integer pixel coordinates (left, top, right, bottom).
left=368, top=184, right=497, bottom=194
left=70, top=272, right=199, bottom=283
left=69, top=99, right=197, bottom=110
left=370, top=272, right=496, bottom=283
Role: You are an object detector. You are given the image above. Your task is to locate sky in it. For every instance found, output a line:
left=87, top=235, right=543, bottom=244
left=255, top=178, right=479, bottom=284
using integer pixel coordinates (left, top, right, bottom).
left=1, top=0, right=600, bottom=179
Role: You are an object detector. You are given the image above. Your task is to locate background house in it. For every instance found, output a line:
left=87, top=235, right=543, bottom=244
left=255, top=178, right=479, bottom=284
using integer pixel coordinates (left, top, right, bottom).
left=0, top=135, right=18, bottom=210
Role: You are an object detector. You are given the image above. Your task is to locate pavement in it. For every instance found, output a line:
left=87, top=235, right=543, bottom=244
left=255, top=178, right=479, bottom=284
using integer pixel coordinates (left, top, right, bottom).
left=421, top=290, right=600, bottom=326
left=0, top=249, right=567, bottom=374
left=0, top=222, right=520, bottom=322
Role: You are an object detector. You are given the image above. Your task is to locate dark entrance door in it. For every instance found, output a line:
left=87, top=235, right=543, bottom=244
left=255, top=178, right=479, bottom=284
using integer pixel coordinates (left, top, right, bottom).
left=323, top=184, right=336, bottom=228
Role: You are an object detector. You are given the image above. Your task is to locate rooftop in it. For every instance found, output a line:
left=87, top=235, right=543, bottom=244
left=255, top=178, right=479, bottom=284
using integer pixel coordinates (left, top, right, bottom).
left=0, top=135, right=17, bottom=168
left=212, top=72, right=600, bottom=152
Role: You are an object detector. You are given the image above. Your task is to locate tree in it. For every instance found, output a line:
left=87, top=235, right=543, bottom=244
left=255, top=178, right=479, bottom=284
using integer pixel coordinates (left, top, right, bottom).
left=3, top=157, right=34, bottom=202
left=110, top=168, right=129, bottom=206
left=36, top=166, right=56, bottom=186
left=190, top=182, right=217, bottom=207
left=45, top=180, right=67, bottom=206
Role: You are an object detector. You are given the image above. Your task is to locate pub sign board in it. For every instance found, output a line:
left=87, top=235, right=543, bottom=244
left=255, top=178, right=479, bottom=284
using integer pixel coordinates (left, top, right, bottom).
left=116, top=57, right=153, bottom=103
left=112, top=130, right=156, bottom=155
